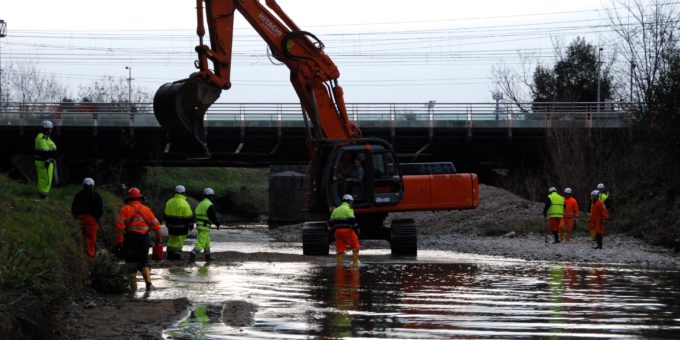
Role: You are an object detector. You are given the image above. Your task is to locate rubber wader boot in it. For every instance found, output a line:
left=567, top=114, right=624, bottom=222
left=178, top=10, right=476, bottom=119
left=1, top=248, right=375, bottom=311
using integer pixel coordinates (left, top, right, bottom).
left=552, top=232, right=561, bottom=244
left=336, top=253, right=344, bottom=266
left=590, top=230, right=597, bottom=241
left=130, top=273, right=138, bottom=292
left=142, top=267, right=154, bottom=290
left=205, top=249, right=213, bottom=262
left=352, top=251, right=359, bottom=266
left=595, top=234, right=603, bottom=249
left=188, top=251, right=196, bottom=263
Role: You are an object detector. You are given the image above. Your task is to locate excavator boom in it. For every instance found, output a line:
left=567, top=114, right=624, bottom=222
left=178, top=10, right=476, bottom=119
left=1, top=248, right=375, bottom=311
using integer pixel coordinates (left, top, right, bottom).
left=153, top=0, right=360, bottom=159
left=154, top=0, right=480, bottom=256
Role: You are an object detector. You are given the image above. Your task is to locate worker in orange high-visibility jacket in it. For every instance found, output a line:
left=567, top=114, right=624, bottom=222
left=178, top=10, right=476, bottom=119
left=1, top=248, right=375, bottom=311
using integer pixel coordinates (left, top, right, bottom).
left=560, top=187, right=580, bottom=243
left=71, top=177, right=103, bottom=259
left=588, top=190, right=609, bottom=249
left=114, top=187, right=162, bottom=292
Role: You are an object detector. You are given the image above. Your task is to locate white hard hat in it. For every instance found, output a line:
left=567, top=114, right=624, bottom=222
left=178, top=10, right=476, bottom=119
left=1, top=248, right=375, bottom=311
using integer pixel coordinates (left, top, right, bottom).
left=564, top=187, right=572, bottom=194
left=42, top=120, right=53, bottom=129
left=591, top=190, right=600, bottom=196
left=175, top=185, right=186, bottom=194
left=83, top=177, right=95, bottom=186
left=342, top=194, right=354, bottom=202
left=596, top=183, right=605, bottom=190
left=203, top=188, right=215, bottom=196
left=548, top=187, right=557, bottom=193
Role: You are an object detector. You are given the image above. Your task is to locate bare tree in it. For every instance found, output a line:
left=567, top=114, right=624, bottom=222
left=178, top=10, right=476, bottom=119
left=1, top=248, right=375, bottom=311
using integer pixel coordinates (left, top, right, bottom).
left=490, top=61, right=532, bottom=112
left=77, top=75, right=150, bottom=104
left=4, top=62, right=69, bottom=102
left=490, top=38, right=571, bottom=111
left=607, top=0, right=680, bottom=105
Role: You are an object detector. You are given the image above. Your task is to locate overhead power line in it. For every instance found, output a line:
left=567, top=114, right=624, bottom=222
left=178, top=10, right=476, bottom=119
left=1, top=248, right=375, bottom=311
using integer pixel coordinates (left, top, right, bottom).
left=0, top=2, right=667, bottom=93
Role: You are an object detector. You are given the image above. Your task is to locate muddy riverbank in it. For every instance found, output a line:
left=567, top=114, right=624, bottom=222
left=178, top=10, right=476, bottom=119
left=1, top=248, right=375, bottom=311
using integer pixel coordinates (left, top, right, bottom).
left=52, top=288, right=189, bottom=339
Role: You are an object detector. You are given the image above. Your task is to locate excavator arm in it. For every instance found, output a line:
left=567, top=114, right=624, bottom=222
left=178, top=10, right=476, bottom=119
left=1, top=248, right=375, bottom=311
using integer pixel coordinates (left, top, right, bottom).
left=154, top=0, right=480, bottom=256
left=153, top=0, right=360, bottom=159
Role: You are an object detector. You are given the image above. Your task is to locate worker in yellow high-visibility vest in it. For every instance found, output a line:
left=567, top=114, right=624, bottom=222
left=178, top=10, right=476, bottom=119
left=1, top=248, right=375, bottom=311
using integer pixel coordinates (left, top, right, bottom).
left=164, top=185, right=195, bottom=260
left=543, top=187, right=565, bottom=244
left=330, top=194, right=360, bottom=266
left=34, top=120, right=57, bottom=198
left=189, top=188, right=221, bottom=263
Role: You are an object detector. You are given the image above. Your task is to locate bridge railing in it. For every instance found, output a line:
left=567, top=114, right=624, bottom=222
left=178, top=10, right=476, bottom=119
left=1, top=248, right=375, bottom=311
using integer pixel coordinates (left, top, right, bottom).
left=0, top=101, right=631, bottom=129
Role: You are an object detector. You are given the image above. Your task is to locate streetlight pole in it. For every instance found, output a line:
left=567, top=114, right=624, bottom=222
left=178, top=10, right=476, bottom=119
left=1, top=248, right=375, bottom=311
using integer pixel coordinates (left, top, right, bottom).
left=125, top=66, right=132, bottom=111
left=597, top=47, right=603, bottom=114
left=0, top=20, right=7, bottom=109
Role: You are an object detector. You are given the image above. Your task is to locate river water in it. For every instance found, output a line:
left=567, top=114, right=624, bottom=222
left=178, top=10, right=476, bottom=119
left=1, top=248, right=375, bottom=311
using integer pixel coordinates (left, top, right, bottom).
left=151, top=226, right=680, bottom=339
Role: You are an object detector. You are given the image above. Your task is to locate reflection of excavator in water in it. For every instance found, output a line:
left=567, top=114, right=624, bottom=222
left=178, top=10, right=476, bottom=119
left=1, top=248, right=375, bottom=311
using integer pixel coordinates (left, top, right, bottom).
left=153, top=0, right=479, bottom=256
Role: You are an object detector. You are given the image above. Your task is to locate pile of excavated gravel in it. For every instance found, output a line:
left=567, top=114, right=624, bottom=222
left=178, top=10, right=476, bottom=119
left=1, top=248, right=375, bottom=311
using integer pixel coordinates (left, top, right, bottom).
left=268, top=184, right=680, bottom=269
left=389, top=184, right=545, bottom=237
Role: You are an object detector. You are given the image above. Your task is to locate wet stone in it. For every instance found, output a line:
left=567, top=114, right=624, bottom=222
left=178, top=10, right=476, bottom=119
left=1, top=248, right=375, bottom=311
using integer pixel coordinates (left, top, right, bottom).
left=221, top=300, right=258, bottom=327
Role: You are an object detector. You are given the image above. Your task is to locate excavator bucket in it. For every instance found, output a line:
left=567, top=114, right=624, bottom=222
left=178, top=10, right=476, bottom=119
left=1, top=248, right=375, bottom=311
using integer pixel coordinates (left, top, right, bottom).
left=153, top=77, right=222, bottom=159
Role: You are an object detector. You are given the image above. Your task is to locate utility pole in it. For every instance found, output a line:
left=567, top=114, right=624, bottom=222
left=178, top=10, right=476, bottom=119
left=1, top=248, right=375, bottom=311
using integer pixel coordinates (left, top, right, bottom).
left=125, top=66, right=132, bottom=111
left=492, top=92, right=503, bottom=121
left=426, top=100, right=436, bottom=121
left=630, top=61, right=636, bottom=103
left=597, top=47, right=603, bottom=114
left=0, top=20, right=7, bottom=109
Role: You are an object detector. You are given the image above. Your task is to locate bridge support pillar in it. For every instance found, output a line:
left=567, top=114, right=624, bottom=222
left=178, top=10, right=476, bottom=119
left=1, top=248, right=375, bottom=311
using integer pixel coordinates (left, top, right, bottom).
left=268, top=165, right=310, bottom=224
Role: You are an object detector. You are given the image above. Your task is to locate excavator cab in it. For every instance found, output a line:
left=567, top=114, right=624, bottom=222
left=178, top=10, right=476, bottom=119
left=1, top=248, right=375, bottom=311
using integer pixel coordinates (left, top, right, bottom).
left=153, top=77, right=222, bottom=159
left=325, top=141, right=403, bottom=209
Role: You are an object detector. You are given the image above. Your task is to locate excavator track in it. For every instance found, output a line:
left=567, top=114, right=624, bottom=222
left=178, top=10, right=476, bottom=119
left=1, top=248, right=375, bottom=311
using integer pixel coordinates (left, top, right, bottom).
left=153, top=77, right=222, bottom=159
left=390, top=219, right=417, bottom=256
left=302, top=221, right=330, bottom=255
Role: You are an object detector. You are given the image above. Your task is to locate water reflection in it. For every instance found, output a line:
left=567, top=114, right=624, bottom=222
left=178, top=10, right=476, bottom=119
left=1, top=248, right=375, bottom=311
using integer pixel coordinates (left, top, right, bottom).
left=162, top=260, right=680, bottom=339
left=328, top=266, right=360, bottom=338
left=166, top=304, right=219, bottom=339
left=548, top=266, right=566, bottom=336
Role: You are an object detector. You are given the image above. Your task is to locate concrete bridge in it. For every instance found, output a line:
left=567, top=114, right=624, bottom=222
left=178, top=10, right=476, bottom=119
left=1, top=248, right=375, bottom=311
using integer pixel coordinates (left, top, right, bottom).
left=1, top=101, right=629, bottom=181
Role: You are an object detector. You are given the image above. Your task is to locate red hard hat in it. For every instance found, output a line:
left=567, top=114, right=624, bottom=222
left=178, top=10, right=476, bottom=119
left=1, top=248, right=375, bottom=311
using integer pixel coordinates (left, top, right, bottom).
left=127, top=187, right=142, bottom=199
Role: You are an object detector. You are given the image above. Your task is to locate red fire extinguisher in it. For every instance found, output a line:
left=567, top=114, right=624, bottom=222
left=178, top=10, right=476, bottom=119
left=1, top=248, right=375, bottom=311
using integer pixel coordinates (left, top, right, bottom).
left=152, top=242, right=164, bottom=261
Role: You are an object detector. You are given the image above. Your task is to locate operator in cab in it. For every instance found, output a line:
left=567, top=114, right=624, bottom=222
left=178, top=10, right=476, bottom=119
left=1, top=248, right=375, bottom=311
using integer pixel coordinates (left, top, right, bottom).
left=330, top=194, right=360, bottom=266
left=337, top=154, right=365, bottom=201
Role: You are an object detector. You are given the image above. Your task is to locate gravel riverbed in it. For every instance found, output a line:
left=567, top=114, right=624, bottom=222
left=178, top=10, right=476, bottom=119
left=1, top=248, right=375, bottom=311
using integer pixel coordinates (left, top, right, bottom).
left=269, top=184, right=680, bottom=269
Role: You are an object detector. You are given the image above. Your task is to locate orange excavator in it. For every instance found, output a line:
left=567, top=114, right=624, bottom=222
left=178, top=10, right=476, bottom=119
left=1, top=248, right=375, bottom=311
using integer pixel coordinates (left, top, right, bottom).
left=153, top=0, right=479, bottom=255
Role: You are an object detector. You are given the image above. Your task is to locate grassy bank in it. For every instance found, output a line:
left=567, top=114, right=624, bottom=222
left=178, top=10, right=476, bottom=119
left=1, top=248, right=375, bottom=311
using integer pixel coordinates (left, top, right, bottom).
left=0, top=174, right=122, bottom=339
left=0, top=167, right=269, bottom=337
left=144, top=167, right=268, bottom=195
left=143, top=167, right=269, bottom=219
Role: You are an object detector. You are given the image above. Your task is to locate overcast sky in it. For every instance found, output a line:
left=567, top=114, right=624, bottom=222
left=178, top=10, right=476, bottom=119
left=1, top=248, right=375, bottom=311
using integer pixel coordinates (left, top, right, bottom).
left=1, top=0, right=619, bottom=103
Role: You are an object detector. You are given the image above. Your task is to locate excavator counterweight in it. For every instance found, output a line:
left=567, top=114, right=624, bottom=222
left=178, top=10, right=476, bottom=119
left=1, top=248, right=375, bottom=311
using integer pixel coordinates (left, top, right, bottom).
left=153, top=77, right=222, bottom=159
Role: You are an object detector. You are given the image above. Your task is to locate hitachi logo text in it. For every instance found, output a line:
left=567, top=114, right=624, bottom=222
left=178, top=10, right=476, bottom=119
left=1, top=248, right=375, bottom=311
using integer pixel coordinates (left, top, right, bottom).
left=259, top=12, right=283, bottom=37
